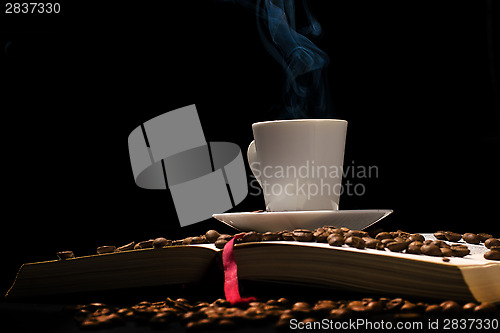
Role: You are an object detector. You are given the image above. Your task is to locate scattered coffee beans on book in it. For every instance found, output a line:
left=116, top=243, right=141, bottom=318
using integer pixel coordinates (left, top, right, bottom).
left=57, top=227, right=499, bottom=261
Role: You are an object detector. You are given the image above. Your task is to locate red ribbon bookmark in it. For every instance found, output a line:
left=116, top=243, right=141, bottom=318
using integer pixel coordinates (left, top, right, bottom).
left=222, top=233, right=256, bottom=305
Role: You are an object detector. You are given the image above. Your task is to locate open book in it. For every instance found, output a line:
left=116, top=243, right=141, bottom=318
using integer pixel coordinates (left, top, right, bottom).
left=6, top=234, right=500, bottom=303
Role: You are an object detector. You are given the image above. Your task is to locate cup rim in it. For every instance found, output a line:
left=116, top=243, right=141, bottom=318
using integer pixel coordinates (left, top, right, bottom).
left=252, top=119, right=347, bottom=127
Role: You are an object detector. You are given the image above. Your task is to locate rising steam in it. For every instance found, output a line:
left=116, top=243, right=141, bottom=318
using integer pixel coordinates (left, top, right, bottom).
left=222, top=0, right=333, bottom=118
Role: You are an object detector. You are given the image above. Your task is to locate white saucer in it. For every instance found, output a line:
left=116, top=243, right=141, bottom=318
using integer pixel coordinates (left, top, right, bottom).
left=212, top=209, right=393, bottom=232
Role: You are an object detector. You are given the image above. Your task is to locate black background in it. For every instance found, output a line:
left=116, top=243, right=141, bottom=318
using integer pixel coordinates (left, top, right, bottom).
left=1, top=0, right=499, bottom=297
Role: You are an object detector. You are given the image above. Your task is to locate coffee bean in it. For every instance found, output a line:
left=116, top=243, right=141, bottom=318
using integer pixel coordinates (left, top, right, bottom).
left=407, top=243, right=422, bottom=254
left=431, top=240, right=443, bottom=247
left=292, top=229, right=313, bottom=242
left=463, top=302, right=476, bottom=312
left=347, top=301, right=365, bottom=312
left=386, top=298, right=404, bottom=311
left=275, top=314, right=294, bottom=329
left=396, top=230, right=410, bottom=238
left=396, top=312, right=423, bottom=319
left=245, top=305, right=262, bottom=315
left=439, top=241, right=451, bottom=249
left=440, top=247, right=453, bottom=257
left=400, top=301, right=418, bottom=313
left=241, top=231, right=262, bottom=243
left=57, top=251, right=75, bottom=260
left=434, top=231, right=447, bottom=240
left=478, top=233, right=494, bottom=242
left=116, top=242, right=135, bottom=251
left=421, top=244, right=442, bottom=256
left=88, top=303, right=108, bottom=309
left=386, top=241, right=408, bottom=252
left=188, top=318, right=214, bottom=330
left=213, top=298, right=231, bottom=307
left=425, top=304, right=442, bottom=314
left=327, top=234, right=344, bottom=246
left=345, top=236, right=365, bottom=249
left=312, top=301, right=336, bottom=314
left=135, top=240, right=154, bottom=249
left=381, top=238, right=396, bottom=245
left=365, top=301, right=383, bottom=312
left=444, top=231, right=462, bottom=242
left=277, top=298, right=291, bottom=308
left=313, top=227, right=325, bottom=234
left=280, top=231, right=294, bottom=241
left=364, top=238, right=383, bottom=249
left=205, top=230, right=220, bottom=243
left=218, top=319, right=236, bottom=329
left=474, top=302, right=497, bottom=313
left=426, top=240, right=443, bottom=248
left=191, top=236, right=205, bottom=244
left=345, top=230, right=368, bottom=238
left=153, top=238, right=171, bottom=248
left=93, top=308, right=112, bottom=316
left=215, top=239, right=228, bottom=249
left=291, top=302, right=311, bottom=314
left=80, top=319, right=100, bottom=328
left=180, top=237, right=194, bottom=245
left=442, top=257, right=450, bottom=262
left=440, top=300, right=461, bottom=314
left=107, top=313, right=124, bottom=323
left=330, top=228, right=344, bottom=236
left=450, top=244, right=470, bottom=257
left=262, top=232, right=280, bottom=241
left=150, top=312, right=172, bottom=326
left=135, top=301, right=150, bottom=307
left=462, top=233, right=480, bottom=244
left=409, top=234, right=425, bottom=242
left=264, top=305, right=281, bottom=314
left=313, top=230, right=330, bottom=243
left=218, top=234, right=234, bottom=241
left=485, top=238, right=500, bottom=249
left=375, top=232, right=392, bottom=240
left=97, top=246, right=116, bottom=254
left=484, top=250, right=500, bottom=260
left=193, top=302, right=210, bottom=310
left=114, top=307, right=128, bottom=315
left=266, top=299, right=279, bottom=306
left=328, top=308, right=352, bottom=319
left=409, top=240, right=423, bottom=247
left=393, top=237, right=406, bottom=243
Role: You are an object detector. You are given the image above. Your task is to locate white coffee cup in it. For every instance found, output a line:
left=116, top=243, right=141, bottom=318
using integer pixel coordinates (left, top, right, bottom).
left=248, top=119, right=348, bottom=211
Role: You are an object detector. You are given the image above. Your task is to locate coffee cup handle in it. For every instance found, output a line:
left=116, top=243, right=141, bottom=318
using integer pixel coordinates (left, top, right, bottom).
left=247, top=140, right=262, bottom=187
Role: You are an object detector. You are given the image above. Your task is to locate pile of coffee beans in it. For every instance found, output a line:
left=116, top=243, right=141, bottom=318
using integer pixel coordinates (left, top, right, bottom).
left=67, top=297, right=499, bottom=330
left=434, top=231, right=500, bottom=261
left=57, top=228, right=500, bottom=261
